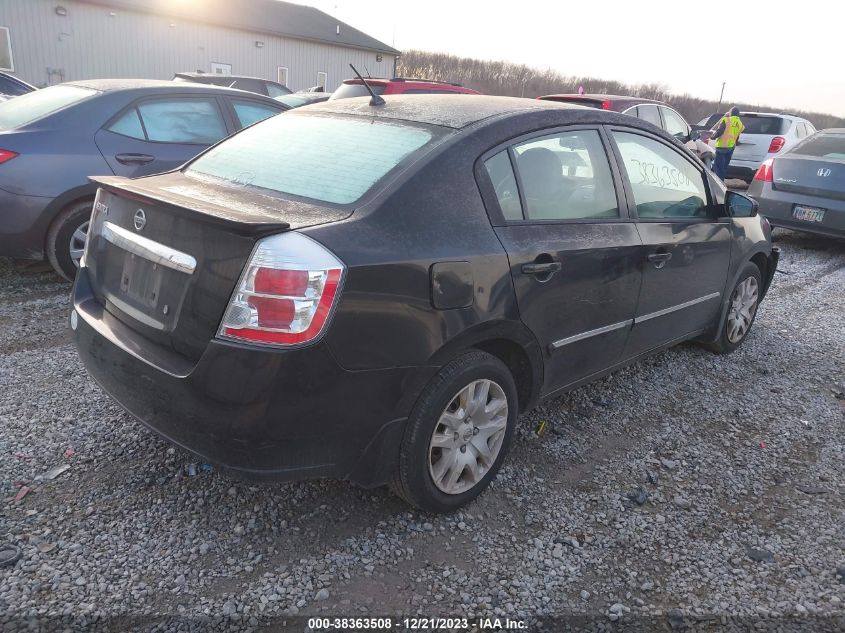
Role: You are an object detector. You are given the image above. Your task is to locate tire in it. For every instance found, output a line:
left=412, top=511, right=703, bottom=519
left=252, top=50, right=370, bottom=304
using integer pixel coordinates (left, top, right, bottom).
left=392, top=350, right=518, bottom=513
left=707, top=262, right=763, bottom=354
left=46, top=200, right=94, bottom=281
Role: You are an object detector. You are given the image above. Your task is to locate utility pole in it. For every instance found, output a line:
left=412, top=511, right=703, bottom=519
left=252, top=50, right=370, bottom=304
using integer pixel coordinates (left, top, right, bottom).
left=716, top=81, right=726, bottom=112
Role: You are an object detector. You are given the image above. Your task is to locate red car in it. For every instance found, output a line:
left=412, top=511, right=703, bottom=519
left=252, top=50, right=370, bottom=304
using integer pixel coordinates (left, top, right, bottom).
left=329, top=77, right=480, bottom=100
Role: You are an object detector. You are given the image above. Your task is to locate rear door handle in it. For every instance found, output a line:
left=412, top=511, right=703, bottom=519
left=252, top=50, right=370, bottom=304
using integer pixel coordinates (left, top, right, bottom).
left=115, top=153, right=155, bottom=165
left=647, top=252, right=673, bottom=269
left=521, top=261, right=562, bottom=275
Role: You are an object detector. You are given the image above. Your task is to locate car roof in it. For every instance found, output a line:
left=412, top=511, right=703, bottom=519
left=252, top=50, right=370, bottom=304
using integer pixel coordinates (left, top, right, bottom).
left=298, top=94, right=613, bottom=130
left=175, top=72, right=275, bottom=82
left=819, top=128, right=845, bottom=134
left=64, top=78, right=271, bottom=96
left=541, top=93, right=663, bottom=104
left=341, top=77, right=463, bottom=87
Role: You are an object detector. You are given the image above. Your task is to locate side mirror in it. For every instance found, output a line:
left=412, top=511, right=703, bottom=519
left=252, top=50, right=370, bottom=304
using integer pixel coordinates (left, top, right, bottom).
left=689, top=129, right=701, bottom=141
left=726, top=191, right=758, bottom=217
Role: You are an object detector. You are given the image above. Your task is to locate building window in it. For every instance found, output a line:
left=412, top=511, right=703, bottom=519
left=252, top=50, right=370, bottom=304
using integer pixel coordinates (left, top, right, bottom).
left=277, top=66, right=289, bottom=86
left=0, top=27, right=13, bottom=72
left=316, top=71, right=327, bottom=90
left=210, top=62, right=232, bottom=75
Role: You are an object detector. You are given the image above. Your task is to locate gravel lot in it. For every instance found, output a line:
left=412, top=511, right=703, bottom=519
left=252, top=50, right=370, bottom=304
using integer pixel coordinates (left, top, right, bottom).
left=1, top=230, right=843, bottom=632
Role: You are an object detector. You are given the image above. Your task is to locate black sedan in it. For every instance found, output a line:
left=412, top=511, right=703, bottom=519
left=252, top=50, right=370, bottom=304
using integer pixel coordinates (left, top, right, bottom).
left=748, top=129, right=845, bottom=239
left=0, top=79, right=287, bottom=279
left=71, top=95, right=778, bottom=513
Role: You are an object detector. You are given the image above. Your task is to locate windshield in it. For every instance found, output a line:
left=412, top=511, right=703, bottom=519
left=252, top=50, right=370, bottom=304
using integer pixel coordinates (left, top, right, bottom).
left=186, top=113, right=445, bottom=205
left=0, top=85, right=97, bottom=130
left=790, top=133, right=845, bottom=160
left=741, top=116, right=789, bottom=135
left=329, top=83, right=386, bottom=100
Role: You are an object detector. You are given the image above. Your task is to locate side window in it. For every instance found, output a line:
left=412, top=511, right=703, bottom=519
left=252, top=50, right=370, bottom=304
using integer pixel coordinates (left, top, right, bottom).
left=638, top=104, right=661, bottom=127
left=483, top=150, right=523, bottom=221
left=661, top=107, right=689, bottom=138
left=625, top=106, right=639, bottom=118
left=231, top=99, right=280, bottom=128
left=805, top=121, right=816, bottom=134
left=137, top=98, right=227, bottom=144
left=107, top=108, right=145, bottom=139
left=612, top=131, right=709, bottom=220
left=512, top=129, right=619, bottom=220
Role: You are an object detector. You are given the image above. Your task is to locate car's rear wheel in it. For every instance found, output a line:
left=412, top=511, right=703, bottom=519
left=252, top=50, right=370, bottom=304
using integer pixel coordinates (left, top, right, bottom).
left=392, top=350, right=517, bottom=513
left=46, top=200, right=93, bottom=281
left=708, top=261, right=762, bottom=354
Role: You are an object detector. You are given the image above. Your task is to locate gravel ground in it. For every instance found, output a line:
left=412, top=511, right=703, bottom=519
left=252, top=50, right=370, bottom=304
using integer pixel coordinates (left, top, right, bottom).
left=0, top=230, right=843, bottom=632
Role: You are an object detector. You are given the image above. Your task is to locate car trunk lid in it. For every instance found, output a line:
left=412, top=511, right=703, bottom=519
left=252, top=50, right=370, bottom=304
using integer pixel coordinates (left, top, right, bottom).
left=771, top=155, right=845, bottom=201
left=85, top=172, right=351, bottom=362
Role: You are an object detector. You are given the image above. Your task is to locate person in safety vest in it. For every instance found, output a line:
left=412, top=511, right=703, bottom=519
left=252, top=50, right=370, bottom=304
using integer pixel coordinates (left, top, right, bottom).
left=711, top=106, right=744, bottom=180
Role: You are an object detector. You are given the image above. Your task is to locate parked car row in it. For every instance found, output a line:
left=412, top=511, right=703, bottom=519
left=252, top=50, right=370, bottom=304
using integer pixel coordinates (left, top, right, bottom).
left=0, top=69, right=838, bottom=513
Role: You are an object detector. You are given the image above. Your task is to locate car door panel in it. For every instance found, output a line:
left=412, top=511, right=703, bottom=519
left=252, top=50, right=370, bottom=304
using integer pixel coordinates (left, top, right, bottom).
left=608, top=128, right=732, bottom=356
left=479, top=127, right=642, bottom=394
left=494, top=223, right=642, bottom=392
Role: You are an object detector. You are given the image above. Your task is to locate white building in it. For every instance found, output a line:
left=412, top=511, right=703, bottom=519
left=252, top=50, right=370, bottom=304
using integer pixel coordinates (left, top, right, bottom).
left=0, top=0, right=400, bottom=91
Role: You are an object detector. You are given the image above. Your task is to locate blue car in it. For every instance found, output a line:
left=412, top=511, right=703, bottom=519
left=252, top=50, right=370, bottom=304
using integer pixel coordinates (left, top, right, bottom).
left=0, top=79, right=287, bottom=279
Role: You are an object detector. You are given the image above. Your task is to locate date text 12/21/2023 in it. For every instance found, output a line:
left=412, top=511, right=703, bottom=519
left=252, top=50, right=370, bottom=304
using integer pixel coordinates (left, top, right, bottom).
left=307, top=617, right=528, bottom=631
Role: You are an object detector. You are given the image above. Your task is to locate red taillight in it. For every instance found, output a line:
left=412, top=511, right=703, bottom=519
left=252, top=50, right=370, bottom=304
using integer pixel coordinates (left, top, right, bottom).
left=754, top=159, right=774, bottom=182
left=254, top=268, right=308, bottom=296
left=768, top=136, right=786, bottom=153
left=0, top=149, right=18, bottom=164
left=219, top=233, right=345, bottom=347
left=601, top=100, right=612, bottom=110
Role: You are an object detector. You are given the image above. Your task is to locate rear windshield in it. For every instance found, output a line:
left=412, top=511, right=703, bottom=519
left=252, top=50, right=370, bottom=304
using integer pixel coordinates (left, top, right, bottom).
left=185, top=113, right=445, bottom=205
left=790, top=133, right=845, bottom=160
left=329, top=83, right=386, bottom=100
left=740, top=116, right=789, bottom=135
left=0, top=85, right=97, bottom=130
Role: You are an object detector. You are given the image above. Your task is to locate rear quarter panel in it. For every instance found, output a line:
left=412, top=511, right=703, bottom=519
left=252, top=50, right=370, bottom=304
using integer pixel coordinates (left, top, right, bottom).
left=306, top=129, right=522, bottom=372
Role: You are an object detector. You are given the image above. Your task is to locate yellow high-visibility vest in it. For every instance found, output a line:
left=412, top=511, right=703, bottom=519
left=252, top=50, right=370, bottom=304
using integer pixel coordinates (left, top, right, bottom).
left=715, top=115, right=745, bottom=149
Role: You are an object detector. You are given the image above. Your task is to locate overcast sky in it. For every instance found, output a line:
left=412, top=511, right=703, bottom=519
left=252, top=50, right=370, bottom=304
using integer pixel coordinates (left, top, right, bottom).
left=305, top=0, right=845, bottom=118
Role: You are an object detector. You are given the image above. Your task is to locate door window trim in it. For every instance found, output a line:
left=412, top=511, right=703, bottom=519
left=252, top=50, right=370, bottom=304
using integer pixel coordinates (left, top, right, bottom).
left=604, top=125, right=721, bottom=223
left=474, top=124, right=632, bottom=226
left=101, top=95, right=233, bottom=145
left=225, top=97, right=284, bottom=130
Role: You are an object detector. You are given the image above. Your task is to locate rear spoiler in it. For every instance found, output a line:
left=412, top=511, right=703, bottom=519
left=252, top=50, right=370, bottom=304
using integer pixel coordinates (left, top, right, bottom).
left=89, top=174, right=293, bottom=237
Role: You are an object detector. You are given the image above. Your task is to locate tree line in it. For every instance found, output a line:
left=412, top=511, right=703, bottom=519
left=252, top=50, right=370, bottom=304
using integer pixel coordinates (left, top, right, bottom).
left=397, top=50, right=845, bottom=130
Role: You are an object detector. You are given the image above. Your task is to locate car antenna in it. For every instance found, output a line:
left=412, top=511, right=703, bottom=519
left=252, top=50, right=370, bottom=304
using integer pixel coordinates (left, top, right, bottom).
left=349, top=63, right=384, bottom=106
left=363, top=64, right=372, bottom=78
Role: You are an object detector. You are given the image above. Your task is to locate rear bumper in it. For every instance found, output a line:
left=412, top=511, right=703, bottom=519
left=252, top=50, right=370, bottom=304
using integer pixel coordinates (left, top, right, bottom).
left=0, top=187, right=54, bottom=259
left=755, top=186, right=845, bottom=239
left=71, top=268, right=431, bottom=487
left=727, top=159, right=759, bottom=181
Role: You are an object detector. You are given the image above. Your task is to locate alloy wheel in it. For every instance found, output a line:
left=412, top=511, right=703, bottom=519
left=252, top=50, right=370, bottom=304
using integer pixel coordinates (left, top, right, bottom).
left=727, top=276, right=759, bottom=343
left=428, top=379, right=508, bottom=495
left=69, top=221, right=89, bottom=268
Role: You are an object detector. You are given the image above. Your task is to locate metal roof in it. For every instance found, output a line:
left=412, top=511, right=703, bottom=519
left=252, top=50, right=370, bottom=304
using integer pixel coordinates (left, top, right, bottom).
left=79, top=0, right=400, bottom=55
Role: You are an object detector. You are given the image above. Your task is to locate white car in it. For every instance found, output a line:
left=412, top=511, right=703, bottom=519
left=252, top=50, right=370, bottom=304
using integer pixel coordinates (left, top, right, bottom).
left=697, top=112, right=816, bottom=182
